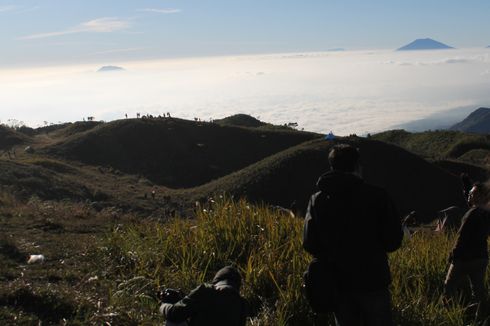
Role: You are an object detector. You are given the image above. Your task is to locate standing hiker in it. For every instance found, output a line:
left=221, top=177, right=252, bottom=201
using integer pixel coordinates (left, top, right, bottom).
left=303, top=144, right=403, bottom=326
left=444, top=182, right=490, bottom=318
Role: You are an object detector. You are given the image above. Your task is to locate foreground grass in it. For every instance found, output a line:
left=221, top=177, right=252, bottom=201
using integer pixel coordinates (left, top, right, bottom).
left=101, top=197, right=488, bottom=325
left=0, top=192, right=131, bottom=325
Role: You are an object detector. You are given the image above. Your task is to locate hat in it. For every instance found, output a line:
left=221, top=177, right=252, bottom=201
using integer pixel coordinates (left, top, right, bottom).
left=212, top=266, right=242, bottom=289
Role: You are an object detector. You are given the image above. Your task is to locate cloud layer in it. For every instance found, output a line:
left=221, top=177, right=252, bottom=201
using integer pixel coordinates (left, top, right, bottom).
left=1, top=49, right=490, bottom=135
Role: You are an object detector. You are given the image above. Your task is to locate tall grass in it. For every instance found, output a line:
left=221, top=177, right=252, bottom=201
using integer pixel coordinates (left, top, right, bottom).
left=101, top=197, right=487, bottom=325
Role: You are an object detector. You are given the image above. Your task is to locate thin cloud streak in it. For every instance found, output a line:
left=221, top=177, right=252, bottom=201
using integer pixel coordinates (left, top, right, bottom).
left=19, top=17, right=130, bottom=40
left=0, top=5, right=39, bottom=14
left=0, top=5, right=16, bottom=12
left=137, top=8, right=181, bottom=14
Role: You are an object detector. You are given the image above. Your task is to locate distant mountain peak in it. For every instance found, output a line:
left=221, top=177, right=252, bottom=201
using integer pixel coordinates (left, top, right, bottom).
left=97, top=66, right=125, bottom=72
left=397, top=38, right=454, bottom=51
left=450, top=107, right=490, bottom=134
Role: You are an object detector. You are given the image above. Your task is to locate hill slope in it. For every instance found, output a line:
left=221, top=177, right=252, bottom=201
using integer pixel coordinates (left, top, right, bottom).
left=0, top=126, right=29, bottom=151
left=3, top=117, right=479, bottom=220
left=44, top=118, right=320, bottom=188
left=373, top=129, right=490, bottom=160
left=192, top=137, right=466, bottom=219
left=397, top=38, right=454, bottom=51
left=450, top=107, right=490, bottom=134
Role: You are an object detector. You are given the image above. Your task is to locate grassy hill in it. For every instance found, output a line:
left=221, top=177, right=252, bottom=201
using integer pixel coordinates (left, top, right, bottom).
left=214, top=114, right=267, bottom=128
left=0, top=118, right=471, bottom=220
left=372, top=130, right=490, bottom=158
left=2, top=116, right=490, bottom=325
left=0, top=126, right=29, bottom=151
left=193, top=137, right=465, bottom=219
left=44, top=118, right=320, bottom=188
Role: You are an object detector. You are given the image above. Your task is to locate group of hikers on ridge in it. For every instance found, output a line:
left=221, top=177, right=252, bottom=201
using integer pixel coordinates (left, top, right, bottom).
left=158, top=144, right=490, bottom=326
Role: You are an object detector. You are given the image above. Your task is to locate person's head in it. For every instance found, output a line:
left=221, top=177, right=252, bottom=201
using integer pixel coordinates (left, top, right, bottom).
left=328, top=144, right=360, bottom=173
left=212, top=266, right=242, bottom=290
left=468, top=182, right=490, bottom=208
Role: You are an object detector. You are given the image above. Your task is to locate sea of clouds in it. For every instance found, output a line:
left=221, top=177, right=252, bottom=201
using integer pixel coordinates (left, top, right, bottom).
left=1, top=48, right=490, bottom=135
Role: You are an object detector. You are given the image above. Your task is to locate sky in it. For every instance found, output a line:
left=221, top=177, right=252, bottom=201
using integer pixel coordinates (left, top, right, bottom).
left=1, top=0, right=490, bottom=67
left=1, top=1, right=490, bottom=135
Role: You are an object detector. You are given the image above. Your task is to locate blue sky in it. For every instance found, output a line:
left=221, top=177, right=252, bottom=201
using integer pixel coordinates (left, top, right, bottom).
left=1, top=0, right=490, bottom=66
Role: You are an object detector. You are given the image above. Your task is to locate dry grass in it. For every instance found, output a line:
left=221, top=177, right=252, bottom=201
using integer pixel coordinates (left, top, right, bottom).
left=101, top=197, right=490, bottom=325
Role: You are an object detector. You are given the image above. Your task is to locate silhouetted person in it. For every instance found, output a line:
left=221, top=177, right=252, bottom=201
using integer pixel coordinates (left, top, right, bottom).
left=303, top=144, right=403, bottom=326
left=444, top=182, right=490, bottom=317
left=160, top=266, right=248, bottom=326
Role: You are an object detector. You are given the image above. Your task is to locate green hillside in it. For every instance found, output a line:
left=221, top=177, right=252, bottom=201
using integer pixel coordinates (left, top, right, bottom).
left=194, top=137, right=465, bottom=219
left=0, top=126, right=29, bottom=151
left=373, top=129, right=490, bottom=163
left=44, top=118, right=320, bottom=188
left=1, top=116, right=490, bottom=325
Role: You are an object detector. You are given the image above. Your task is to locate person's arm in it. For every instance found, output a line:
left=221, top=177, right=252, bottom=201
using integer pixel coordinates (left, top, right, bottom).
left=303, top=193, right=321, bottom=256
left=160, top=285, right=206, bottom=322
left=379, top=191, right=403, bottom=252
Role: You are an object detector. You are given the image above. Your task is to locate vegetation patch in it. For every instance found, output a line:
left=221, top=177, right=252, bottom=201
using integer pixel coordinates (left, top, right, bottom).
left=0, top=286, right=77, bottom=324
left=100, top=197, right=487, bottom=325
left=27, top=158, right=78, bottom=174
left=373, top=130, right=490, bottom=160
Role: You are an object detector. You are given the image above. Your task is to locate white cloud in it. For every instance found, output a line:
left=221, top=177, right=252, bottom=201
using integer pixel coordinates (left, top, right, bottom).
left=137, top=8, right=181, bottom=14
left=20, top=17, right=130, bottom=40
left=0, top=5, right=16, bottom=12
left=0, top=5, right=39, bottom=14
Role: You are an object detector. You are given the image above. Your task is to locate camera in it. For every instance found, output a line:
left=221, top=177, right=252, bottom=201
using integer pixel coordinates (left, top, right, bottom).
left=158, top=288, right=184, bottom=304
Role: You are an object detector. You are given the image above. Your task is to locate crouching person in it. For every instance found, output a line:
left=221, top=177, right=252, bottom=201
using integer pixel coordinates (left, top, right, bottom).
left=159, top=266, right=249, bottom=326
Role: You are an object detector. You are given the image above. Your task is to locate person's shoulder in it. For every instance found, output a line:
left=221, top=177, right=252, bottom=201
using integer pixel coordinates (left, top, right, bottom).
left=464, top=207, right=480, bottom=218
left=187, top=283, right=214, bottom=298
left=467, top=206, right=490, bottom=220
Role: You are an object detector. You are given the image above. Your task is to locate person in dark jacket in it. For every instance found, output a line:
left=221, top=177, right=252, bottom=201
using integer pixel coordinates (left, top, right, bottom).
left=160, top=266, right=248, bottom=326
left=303, top=144, right=403, bottom=326
left=444, top=182, right=490, bottom=307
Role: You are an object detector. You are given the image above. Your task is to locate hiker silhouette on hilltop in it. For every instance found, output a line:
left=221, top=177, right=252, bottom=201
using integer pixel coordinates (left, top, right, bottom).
left=303, top=144, right=403, bottom=326
left=159, top=266, right=249, bottom=326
